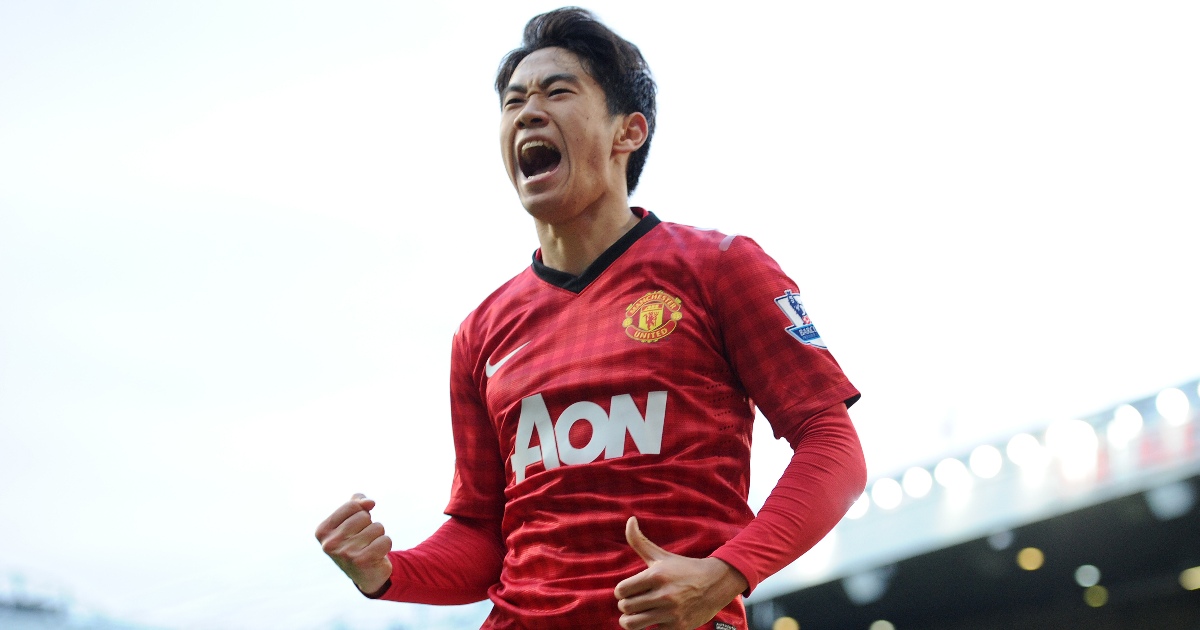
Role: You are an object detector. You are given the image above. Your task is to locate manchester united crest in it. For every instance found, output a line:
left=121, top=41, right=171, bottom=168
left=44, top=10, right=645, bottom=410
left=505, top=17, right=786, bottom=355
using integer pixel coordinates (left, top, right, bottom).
left=623, top=290, right=683, bottom=343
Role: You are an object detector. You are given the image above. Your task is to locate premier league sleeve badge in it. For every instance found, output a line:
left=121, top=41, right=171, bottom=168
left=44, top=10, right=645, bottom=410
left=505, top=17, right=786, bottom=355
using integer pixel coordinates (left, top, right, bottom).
left=774, top=290, right=828, bottom=349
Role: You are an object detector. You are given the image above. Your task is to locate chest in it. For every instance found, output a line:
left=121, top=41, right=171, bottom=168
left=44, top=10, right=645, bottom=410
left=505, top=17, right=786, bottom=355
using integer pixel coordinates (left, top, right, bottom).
left=476, top=272, right=746, bottom=456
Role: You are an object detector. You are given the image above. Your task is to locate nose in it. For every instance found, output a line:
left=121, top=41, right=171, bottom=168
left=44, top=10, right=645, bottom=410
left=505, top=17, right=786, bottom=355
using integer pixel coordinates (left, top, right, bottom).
left=516, top=96, right=547, bottom=130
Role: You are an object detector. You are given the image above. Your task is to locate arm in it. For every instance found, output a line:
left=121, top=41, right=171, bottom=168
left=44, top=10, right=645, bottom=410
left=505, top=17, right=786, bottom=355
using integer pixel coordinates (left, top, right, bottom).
left=372, top=514, right=505, bottom=604
left=314, top=496, right=504, bottom=605
left=706, top=233, right=866, bottom=592
left=710, top=401, right=866, bottom=593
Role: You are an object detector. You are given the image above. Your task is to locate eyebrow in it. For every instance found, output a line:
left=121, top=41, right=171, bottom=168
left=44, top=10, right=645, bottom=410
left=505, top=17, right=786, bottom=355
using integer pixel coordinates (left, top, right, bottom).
left=503, top=73, right=582, bottom=98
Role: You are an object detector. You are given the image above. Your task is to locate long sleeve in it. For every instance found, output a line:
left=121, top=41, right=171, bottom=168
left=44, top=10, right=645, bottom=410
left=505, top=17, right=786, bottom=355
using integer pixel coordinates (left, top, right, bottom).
left=368, top=515, right=505, bottom=605
left=709, top=402, right=866, bottom=593
left=695, top=231, right=866, bottom=592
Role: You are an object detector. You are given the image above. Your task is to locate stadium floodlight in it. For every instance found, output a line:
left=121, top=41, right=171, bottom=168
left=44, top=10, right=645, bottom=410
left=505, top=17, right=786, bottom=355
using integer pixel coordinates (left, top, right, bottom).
left=1045, top=419, right=1098, bottom=481
left=841, top=565, right=894, bottom=605
left=1106, top=404, right=1143, bottom=448
left=1016, top=547, right=1044, bottom=571
left=845, top=491, right=869, bottom=520
left=934, top=457, right=972, bottom=490
left=902, top=466, right=933, bottom=499
left=1156, top=388, right=1191, bottom=426
left=969, top=445, right=1003, bottom=479
left=871, top=478, right=903, bottom=510
left=1074, top=564, right=1101, bottom=587
left=772, top=617, right=800, bottom=630
left=1084, top=585, right=1109, bottom=607
left=1145, top=481, right=1196, bottom=521
left=1006, top=433, right=1047, bottom=469
left=1181, top=566, right=1200, bottom=591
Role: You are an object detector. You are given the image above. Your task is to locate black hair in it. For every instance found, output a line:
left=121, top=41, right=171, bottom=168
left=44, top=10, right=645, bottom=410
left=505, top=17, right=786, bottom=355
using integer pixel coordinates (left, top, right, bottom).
left=495, top=7, right=657, bottom=194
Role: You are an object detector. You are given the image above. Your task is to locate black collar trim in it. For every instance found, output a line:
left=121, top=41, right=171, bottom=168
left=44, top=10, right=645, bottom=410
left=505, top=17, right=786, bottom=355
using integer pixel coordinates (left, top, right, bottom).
left=532, top=210, right=661, bottom=294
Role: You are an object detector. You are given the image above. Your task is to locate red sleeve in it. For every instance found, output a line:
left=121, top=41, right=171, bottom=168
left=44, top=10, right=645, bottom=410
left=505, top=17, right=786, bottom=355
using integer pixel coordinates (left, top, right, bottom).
left=701, top=234, right=866, bottom=592
left=709, top=403, right=866, bottom=593
left=367, top=515, right=505, bottom=605
left=444, top=326, right=507, bottom=520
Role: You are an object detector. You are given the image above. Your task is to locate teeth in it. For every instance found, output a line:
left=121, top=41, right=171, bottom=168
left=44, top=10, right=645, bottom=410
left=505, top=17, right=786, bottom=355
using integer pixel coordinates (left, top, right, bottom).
left=520, top=140, right=556, bottom=157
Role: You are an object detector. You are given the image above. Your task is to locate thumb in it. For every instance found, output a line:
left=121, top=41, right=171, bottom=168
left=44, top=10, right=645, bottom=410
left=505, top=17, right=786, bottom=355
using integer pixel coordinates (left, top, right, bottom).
left=625, top=516, right=670, bottom=566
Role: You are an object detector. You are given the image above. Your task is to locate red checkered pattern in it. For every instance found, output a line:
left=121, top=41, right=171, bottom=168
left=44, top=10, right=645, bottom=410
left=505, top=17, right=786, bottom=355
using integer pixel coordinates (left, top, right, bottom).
left=436, top=211, right=859, bottom=628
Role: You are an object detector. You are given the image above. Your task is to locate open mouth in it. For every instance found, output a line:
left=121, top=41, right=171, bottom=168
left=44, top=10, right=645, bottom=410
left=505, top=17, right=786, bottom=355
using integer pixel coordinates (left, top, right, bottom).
left=518, top=140, right=562, bottom=179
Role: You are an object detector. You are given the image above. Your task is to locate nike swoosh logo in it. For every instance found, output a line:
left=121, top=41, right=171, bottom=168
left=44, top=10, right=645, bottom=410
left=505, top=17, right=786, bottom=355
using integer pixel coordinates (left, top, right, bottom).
left=484, top=342, right=530, bottom=378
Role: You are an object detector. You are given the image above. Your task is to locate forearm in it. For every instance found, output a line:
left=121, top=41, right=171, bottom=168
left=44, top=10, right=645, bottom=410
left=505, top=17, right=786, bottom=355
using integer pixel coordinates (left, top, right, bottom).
left=368, top=515, right=505, bottom=605
left=711, top=403, right=866, bottom=593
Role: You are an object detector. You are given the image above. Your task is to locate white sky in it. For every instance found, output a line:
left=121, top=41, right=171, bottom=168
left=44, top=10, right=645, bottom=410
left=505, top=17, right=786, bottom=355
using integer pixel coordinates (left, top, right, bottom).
left=1, top=2, right=1197, bottom=629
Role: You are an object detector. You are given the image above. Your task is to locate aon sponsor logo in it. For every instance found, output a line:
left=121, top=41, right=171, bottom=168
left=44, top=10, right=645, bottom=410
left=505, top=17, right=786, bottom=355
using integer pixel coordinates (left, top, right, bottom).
left=511, top=391, right=667, bottom=483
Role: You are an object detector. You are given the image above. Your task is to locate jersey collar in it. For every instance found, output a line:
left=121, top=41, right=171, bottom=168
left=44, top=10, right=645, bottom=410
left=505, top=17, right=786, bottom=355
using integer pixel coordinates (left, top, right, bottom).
left=531, top=208, right=661, bottom=294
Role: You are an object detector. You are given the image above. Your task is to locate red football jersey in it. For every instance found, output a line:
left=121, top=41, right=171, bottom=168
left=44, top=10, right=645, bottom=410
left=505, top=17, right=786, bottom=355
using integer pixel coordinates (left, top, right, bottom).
left=445, top=209, right=859, bottom=628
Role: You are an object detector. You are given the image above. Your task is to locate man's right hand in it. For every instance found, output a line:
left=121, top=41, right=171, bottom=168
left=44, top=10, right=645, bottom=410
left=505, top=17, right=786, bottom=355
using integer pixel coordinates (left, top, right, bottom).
left=315, top=493, right=394, bottom=595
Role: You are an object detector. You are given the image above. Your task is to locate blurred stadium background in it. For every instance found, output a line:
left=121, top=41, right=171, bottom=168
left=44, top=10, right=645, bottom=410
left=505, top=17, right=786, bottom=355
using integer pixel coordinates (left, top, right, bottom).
left=5, top=379, right=1197, bottom=629
left=743, top=378, right=1200, bottom=630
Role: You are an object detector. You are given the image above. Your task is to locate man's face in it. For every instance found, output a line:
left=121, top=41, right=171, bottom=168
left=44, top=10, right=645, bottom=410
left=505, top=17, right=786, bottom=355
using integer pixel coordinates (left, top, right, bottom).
left=500, top=47, right=625, bottom=222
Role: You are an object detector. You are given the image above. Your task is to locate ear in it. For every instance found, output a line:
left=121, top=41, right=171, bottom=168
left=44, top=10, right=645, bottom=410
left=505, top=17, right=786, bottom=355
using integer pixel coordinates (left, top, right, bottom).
left=612, top=112, right=649, bottom=156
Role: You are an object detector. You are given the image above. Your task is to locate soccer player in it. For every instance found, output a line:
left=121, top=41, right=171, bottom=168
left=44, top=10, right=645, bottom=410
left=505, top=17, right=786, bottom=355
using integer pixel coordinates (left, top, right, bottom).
left=315, top=8, right=867, bottom=629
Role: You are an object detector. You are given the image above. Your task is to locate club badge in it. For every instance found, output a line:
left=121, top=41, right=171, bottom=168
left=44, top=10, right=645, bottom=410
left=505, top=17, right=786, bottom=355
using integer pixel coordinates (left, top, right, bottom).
left=623, top=290, right=683, bottom=343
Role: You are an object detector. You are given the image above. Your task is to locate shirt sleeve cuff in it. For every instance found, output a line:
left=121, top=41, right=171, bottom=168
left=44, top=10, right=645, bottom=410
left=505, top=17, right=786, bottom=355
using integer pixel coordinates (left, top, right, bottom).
left=359, top=578, right=392, bottom=599
left=709, top=548, right=758, bottom=597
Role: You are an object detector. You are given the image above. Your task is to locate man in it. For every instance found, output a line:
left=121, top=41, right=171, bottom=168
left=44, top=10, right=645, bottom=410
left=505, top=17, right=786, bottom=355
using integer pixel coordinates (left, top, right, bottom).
left=316, top=8, right=866, bottom=629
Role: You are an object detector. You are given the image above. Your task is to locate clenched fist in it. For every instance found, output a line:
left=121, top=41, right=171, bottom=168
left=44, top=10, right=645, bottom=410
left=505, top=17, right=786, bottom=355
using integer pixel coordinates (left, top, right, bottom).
left=315, top=493, right=394, bottom=595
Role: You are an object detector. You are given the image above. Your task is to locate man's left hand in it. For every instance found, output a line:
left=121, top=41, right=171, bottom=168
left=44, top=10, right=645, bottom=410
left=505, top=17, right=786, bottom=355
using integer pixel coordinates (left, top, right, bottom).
left=614, top=516, right=749, bottom=630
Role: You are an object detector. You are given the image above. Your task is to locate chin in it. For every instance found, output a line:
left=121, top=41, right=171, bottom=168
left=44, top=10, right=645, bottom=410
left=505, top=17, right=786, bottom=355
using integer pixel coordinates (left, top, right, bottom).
left=519, top=198, right=562, bottom=223
left=517, top=187, right=567, bottom=220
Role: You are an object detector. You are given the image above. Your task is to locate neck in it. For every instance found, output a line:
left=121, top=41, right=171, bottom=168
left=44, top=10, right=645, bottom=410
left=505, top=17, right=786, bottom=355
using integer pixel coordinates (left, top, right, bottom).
left=535, top=198, right=639, bottom=276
